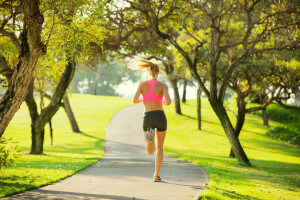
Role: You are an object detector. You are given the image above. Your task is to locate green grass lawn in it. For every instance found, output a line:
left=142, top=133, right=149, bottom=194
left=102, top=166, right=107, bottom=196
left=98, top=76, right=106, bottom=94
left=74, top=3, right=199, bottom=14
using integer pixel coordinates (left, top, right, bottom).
left=164, top=99, right=300, bottom=200
left=0, top=94, right=131, bottom=197
left=1, top=94, right=299, bottom=199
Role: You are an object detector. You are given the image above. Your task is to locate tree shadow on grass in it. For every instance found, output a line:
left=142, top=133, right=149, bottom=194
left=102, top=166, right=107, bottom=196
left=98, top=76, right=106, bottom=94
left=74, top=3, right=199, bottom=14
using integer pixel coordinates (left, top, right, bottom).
left=181, top=114, right=222, bottom=127
left=36, top=137, right=104, bottom=156
left=165, top=148, right=300, bottom=196
left=207, top=187, right=262, bottom=200
left=182, top=114, right=197, bottom=120
left=77, top=132, right=101, bottom=140
left=20, top=131, right=104, bottom=155
left=244, top=117, right=269, bottom=129
left=243, top=137, right=300, bottom=158
left=0, top=177, right=38, bottom=198
left=0, top=159, right=105, bottom=198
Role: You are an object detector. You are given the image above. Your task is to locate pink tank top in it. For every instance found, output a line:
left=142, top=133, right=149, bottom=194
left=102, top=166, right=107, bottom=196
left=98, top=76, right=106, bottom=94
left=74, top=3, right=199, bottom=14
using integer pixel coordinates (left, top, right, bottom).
left=142, top=80, right=163, bottom=103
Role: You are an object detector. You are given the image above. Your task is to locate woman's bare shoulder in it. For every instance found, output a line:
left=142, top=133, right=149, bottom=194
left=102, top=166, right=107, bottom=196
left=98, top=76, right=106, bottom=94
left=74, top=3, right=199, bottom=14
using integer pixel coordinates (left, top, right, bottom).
left=157, top=81, right=167, bottom=88
left=139, top=81, right=148, bottom=86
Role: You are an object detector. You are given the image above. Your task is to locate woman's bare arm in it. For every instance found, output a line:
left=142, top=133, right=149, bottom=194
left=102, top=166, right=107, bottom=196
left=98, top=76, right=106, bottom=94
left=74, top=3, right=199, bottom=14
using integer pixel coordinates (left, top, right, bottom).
left=133, top=83, right=143, bottom=104
left=163, top=84, right=171, bottom=105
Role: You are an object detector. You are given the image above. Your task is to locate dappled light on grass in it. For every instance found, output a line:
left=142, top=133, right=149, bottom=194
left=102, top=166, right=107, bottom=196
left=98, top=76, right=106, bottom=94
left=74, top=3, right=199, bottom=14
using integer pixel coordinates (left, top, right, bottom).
left=164, top=99, right=300, bottom=200
left=0, top=94, right=131, bottom=197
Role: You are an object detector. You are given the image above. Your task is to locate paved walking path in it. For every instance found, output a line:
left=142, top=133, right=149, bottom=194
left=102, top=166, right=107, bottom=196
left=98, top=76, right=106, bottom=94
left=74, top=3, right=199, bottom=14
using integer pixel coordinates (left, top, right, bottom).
left=4, top=104, right=209, bottom=200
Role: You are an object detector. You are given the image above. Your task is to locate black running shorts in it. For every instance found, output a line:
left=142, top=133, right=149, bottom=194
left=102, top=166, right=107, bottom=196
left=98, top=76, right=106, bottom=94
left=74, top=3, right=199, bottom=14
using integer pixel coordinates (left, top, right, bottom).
left=143, top=110, right=167, bottom=132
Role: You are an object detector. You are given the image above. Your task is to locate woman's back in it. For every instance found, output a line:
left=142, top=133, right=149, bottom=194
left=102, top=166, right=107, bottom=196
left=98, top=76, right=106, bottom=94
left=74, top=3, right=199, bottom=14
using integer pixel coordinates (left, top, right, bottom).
left=140, top=80, right=165, bottom=112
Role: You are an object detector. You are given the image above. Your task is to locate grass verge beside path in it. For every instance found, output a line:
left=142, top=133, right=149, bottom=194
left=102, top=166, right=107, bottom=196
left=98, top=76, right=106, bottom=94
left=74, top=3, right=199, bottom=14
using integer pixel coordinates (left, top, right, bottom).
left=0, top=94, right=131, bottom=198
left=164, top=99, right=300, bottom=200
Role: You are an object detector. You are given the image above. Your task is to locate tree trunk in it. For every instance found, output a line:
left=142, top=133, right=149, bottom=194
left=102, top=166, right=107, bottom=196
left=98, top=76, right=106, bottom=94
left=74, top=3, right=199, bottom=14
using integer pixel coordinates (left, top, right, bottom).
left=63, top=94, right=81, bottom=133
left=92, top=63, right=101, bottom=95
left=24, top=78, right=43, bottom=154
left=260, top=94, right=269, bottom=126
left=210, top=100, right=251, bottom=166
left=262, top=108, right=269, bottom=126
left=0, top=0, right=45, bottom=137
left=31, top=124, right=45, bottom=154
left=169, top=78, right=182, bottom=115
left=92, top=73, right=100, bottom=95
left=25, top=79, right=46, bottom=155
left=25, top=58, right=76, bottom=155
left=49, top=119, right=53, bottom=145
left=33, top=58, right=75, bottom=154
left=197, top=86, right=202, bottom=130
left=230, top=96, right=246, bottom=157
left=182, top=79, right=187, bottom=103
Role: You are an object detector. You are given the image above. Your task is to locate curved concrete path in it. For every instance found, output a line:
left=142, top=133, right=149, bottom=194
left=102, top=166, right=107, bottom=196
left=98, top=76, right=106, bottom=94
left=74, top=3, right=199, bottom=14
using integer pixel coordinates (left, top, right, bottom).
left=4, top=104, right=208, bottom=200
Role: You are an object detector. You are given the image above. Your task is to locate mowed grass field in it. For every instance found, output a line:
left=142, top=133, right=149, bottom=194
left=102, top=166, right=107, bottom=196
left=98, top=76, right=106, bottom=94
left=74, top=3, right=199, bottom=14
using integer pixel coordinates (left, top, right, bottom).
left=0, top=94, right=131, bottom=197
left=164, top=99, right=300, bottom=200
left=1, top=94, right=299, bottom=199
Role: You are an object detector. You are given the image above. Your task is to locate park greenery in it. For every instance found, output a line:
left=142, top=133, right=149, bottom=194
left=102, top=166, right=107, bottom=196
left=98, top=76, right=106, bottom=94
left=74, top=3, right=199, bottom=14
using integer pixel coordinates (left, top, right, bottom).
left=0, top=95, right=299, bottom=199
left=0, top=0, right=299, bottom=198
left=253, top=103, right=300, bottom=145
left=164, top=99, right=300, bottom=200
left=0, top=94, right=131, bottom=197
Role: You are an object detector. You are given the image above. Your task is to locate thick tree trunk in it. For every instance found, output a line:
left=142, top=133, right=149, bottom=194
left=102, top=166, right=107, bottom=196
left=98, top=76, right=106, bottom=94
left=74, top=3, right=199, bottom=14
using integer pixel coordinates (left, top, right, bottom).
left=169, top=78, right=182, bottom=115
left=230, top=97, right=246, bottom=157
left=197, top=86, right=202, bottom=130
left=262, top=108, right=269, bottom=126
left=63, top=94, right=81, bottom=133
left=25, top=58, right=76, bottom=154
left=0, top=1, right=45, bottom=137
left=31, top=124, right=45, bottom=154
left=24, top=78, right=43, bottom=154
left=182, top=79, right=187, bottom=103
left=210, top=100, right=251, bottom=166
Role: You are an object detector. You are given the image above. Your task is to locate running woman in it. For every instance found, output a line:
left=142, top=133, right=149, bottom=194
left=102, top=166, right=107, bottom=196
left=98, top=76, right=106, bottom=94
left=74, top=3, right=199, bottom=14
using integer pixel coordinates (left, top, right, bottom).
left=130, top=57, right=171, bottom=182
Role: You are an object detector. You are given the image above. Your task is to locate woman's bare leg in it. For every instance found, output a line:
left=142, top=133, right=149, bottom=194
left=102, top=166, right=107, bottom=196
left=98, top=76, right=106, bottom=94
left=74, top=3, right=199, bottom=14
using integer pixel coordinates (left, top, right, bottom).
left=144, top=131, right=155, bottom=155
left=155, top=130, right=166, bottom=176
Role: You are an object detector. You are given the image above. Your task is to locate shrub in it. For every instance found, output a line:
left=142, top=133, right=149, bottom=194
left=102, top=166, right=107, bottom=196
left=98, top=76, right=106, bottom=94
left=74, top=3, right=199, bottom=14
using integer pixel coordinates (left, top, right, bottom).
left=266, top=124, right=300, bottom=146
left=266, top=104, right=299, bottom=123
left=252, top=103, right=299, bottom=123
left=0, top=137, right=21, bottom=170
left=251, top=103, right=300, bottom=145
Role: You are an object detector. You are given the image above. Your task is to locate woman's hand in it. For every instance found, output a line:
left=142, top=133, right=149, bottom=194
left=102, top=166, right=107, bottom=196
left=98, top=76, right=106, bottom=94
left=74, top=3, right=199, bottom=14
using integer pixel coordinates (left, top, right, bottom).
left=138, top=97, right=143, bottom=103
left=162, top=84, right=171, bottom=105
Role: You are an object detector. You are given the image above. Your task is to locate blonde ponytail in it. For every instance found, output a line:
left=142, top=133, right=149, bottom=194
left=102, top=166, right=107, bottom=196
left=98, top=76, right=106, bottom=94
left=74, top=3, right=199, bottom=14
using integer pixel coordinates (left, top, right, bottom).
left=128, top=56, right=159, bottom=78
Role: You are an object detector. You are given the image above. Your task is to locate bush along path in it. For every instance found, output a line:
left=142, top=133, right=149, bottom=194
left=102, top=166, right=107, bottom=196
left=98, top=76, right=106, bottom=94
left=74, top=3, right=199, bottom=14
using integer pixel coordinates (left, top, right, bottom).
left=253, top=104, right=300, bottom=145
left=3, top=104, right=209, bottom=200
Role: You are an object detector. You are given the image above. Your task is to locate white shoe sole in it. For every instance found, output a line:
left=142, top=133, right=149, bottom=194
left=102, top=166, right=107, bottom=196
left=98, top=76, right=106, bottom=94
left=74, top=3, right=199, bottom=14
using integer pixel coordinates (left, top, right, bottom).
left=146, top=128, right=154, bottom=142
